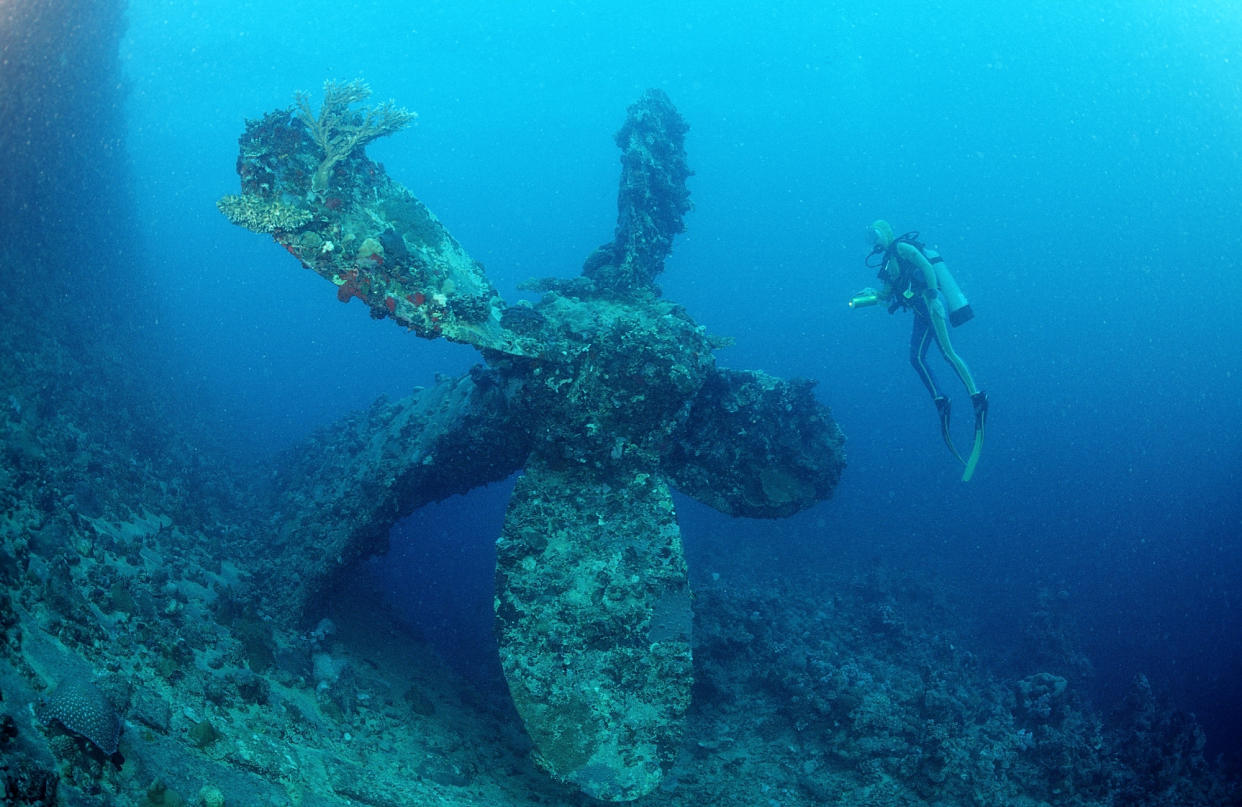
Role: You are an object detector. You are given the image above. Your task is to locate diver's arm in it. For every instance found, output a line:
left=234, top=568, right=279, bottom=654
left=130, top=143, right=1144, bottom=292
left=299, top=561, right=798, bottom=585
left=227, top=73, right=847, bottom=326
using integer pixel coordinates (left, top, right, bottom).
left=852, top=257, right=896, bottom=304
left=896, top=242, right=938, bottom=296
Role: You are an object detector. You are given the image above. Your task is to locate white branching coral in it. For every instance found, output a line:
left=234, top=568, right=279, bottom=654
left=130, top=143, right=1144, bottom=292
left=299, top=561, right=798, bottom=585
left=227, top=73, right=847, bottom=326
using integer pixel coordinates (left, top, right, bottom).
left=295, top=79, right=416, bottom=193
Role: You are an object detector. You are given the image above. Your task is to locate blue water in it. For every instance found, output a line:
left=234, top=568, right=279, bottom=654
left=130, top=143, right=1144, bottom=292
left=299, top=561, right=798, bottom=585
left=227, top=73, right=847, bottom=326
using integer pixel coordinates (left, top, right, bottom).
left=114, top=0, right=1241, bottom=751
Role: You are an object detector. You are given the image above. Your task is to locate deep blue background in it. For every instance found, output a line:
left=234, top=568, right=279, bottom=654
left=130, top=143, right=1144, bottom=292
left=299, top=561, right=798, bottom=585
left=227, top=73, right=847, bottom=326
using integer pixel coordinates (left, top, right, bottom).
left=113, top=1, right=1240, bottom=750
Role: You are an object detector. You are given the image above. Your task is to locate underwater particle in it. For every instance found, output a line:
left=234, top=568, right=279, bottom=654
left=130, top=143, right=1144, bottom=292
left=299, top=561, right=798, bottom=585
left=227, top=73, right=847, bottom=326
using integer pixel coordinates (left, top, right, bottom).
left=35, top=673, right=124, bottom=755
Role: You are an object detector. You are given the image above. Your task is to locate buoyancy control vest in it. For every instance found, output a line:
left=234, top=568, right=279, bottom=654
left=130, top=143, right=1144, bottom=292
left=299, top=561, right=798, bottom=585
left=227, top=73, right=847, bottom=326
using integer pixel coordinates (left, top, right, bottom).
left=869, top=232, right=974, bottom=326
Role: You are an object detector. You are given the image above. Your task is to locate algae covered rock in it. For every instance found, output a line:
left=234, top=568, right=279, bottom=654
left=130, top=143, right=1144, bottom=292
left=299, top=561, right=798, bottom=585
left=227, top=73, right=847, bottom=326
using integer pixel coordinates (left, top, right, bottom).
left=1017, top=671, right=1069, bottom=719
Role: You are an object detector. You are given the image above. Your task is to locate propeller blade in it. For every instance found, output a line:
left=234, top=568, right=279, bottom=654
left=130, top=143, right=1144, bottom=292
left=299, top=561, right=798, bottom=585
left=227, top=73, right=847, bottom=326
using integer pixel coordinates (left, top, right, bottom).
left=258, top=368, right=530, bottom=623
left=665, top=367, right=846, bottom=517
left=218, top=104, right=534, bottom=356
left=495, top=459, right=692, bottom=801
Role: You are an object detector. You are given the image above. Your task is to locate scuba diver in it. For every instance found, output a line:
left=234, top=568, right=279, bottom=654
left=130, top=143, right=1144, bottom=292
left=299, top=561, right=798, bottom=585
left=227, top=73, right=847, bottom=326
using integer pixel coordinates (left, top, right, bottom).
left=850, top=220, right=989, bottom=481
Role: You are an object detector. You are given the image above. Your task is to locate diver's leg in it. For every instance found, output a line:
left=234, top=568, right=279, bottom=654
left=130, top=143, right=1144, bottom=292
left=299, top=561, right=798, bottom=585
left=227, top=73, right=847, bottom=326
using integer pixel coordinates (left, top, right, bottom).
left=910, top=311, right=963, bottom=464
left=927, top=295, right=979, bottom=395
left=927, top=294, right=987, bottom=479
left=908, top=313, right=942, bottom=400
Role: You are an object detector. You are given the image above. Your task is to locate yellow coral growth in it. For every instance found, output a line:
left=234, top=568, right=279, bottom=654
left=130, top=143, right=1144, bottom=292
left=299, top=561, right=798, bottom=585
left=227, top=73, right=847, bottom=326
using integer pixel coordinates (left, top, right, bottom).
left=216, top=194, right=313, bottom=233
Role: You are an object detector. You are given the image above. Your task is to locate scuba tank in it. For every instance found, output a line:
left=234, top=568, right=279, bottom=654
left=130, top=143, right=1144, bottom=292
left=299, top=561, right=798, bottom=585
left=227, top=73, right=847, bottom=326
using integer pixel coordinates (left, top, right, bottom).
left=920, top=246, right=974, bottom=327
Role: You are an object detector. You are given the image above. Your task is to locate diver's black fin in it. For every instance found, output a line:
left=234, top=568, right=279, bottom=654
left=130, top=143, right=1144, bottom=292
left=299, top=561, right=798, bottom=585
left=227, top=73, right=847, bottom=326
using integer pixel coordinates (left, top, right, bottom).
left=935, top=396, right=966, bottom=466
left=962, top=391, right=988, bottom=482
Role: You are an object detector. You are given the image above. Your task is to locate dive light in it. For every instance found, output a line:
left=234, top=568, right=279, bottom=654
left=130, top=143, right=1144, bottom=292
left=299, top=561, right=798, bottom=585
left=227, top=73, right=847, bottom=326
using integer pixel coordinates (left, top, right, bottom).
left=848, top=292, right=880, bottom=309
